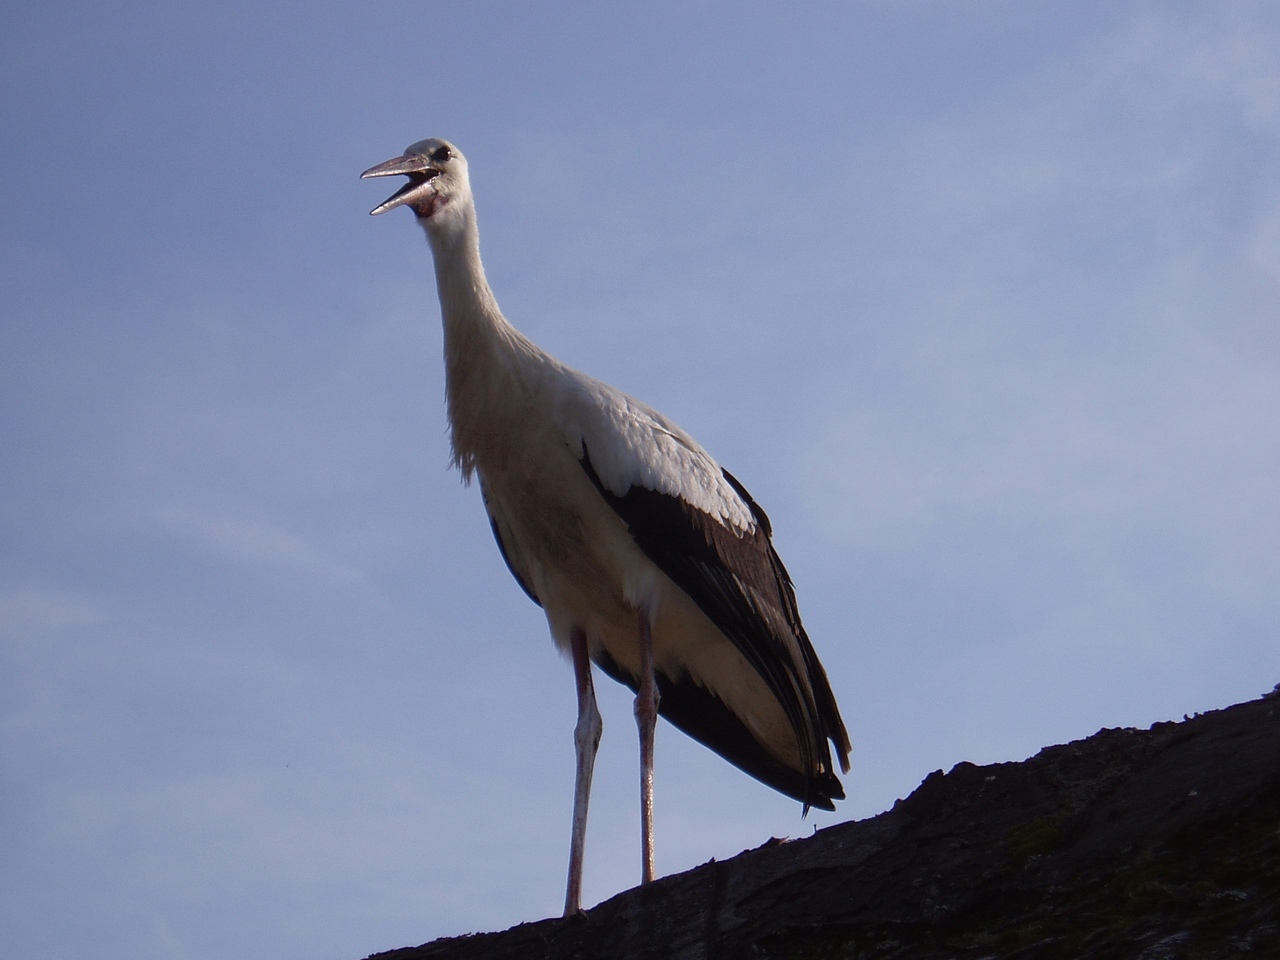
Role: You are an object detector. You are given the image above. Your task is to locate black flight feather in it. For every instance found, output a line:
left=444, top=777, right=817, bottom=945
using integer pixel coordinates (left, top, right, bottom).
left=579, top=445, right=849, bottom=810
left=592, top=647, right=836, bottom=810
left=483, top=487, right=542, bottom=607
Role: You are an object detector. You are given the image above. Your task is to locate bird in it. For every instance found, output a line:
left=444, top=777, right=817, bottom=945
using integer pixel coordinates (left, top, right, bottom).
left=361, top=138, right=851, bottom=916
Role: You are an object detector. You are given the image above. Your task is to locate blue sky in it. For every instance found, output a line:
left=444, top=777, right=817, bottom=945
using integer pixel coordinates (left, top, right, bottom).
left=3, top=2, right=1278, bottom=958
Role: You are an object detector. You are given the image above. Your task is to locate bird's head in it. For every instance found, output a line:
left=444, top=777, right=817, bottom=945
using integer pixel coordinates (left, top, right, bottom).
left=361, top=137, right=470, bottom=224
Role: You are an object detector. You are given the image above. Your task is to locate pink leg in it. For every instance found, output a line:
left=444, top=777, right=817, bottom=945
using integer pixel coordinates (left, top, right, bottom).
left=635, top=609, right=659, bottom=884
left=564, top=627, right=601, bottom=916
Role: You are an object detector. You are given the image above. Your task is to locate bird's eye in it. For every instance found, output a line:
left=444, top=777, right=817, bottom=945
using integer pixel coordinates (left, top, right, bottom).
left=431, top=145, right=452, bottom=162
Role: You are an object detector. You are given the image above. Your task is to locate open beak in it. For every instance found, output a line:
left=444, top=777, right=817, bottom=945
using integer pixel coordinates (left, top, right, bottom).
left=360, top=154, right=441, bottom=216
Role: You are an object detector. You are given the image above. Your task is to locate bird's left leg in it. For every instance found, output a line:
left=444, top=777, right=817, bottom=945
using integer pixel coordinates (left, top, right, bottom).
left=635, top=608, right=659, bottom=884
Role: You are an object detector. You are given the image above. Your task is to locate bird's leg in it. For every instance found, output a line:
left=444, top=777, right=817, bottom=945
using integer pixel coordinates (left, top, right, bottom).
left=635, top=609, right=659, bottom=884
left=564, top=626, right=601, bottom=917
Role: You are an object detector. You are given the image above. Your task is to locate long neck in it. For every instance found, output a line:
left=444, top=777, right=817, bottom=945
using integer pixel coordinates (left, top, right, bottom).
left=426, top=200, right=505, bottom=346
left=424, top=200, right=542, bottom=479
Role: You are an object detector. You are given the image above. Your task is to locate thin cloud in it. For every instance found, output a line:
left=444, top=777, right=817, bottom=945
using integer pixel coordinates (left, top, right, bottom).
left=0, top=583, right=107, bottom=635
left=154, top=505, right=366, bottom=584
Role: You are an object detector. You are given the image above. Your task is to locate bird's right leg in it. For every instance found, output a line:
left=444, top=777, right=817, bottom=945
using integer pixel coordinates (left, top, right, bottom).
left=564, top=626, right=602, bottom=916
left=635, top=608, right=659, bottom=884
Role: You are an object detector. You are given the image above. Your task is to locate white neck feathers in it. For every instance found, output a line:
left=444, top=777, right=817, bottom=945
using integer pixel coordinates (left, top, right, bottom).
left=422, top=199, right=544, bottom=480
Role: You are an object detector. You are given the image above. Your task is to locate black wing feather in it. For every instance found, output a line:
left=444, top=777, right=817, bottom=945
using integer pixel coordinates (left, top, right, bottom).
left=579, top=446, right=849, bottom=809
left=592, top=647, right=836, bottom=810
left=482, top=485, right=542, bottom=607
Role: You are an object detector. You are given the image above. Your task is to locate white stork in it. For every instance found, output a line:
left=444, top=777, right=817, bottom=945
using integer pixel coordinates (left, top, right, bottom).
left=361, top=138, right=851, bottom=916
